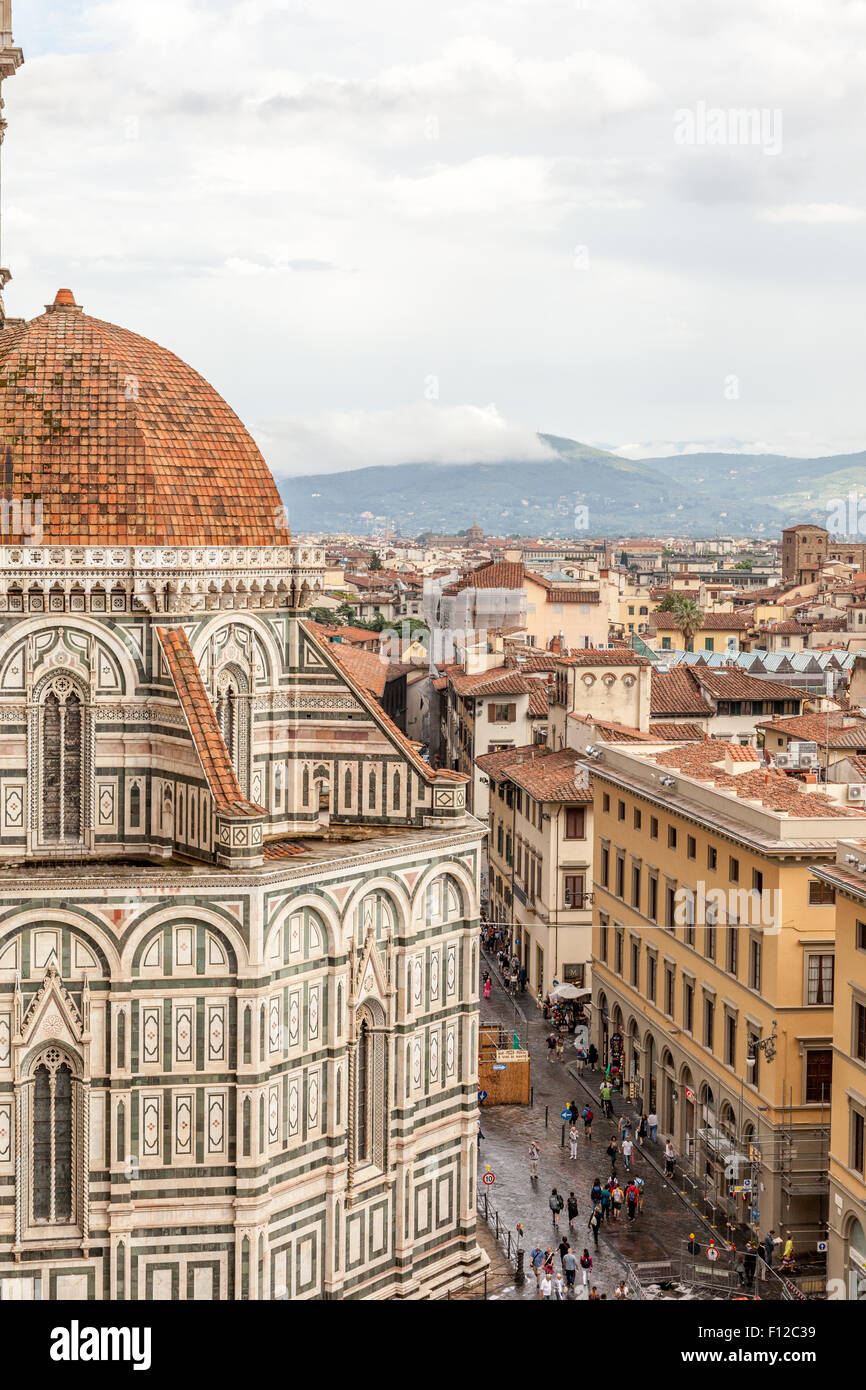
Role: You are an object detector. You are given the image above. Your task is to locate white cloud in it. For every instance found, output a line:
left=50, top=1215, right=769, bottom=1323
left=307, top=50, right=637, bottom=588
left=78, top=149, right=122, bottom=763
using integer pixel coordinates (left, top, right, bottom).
left=758, top=203, right=864, bottom=222
left=254, top=403, right=557, bottom=475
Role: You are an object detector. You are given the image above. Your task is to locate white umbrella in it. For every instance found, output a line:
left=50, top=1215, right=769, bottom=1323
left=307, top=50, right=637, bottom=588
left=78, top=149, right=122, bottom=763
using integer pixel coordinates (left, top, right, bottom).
left=550, top=983, right=582, bottom=1001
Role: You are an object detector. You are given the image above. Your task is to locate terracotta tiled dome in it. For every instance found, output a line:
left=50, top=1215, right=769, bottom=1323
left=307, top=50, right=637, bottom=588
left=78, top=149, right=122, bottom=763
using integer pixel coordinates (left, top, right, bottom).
left=0, top=290, right=287, bottom=545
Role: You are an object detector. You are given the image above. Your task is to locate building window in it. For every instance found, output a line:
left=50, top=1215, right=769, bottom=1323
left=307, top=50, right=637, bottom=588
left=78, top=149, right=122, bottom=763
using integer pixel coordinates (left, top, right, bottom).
left=648, top=875, right=658, bottom=922
left=602, top=793, right=610, bottom=813
left=805, top=1049, right=832, bottom=1104
left=617, top=800, right=626, bottom=821
left=650, top=817, right=659, bottom=840
left=703, top=996, right=715, bottom=1050
left=614, top=930, right=624, bottom=975
left=356, top=1019, right=371, bottom=1162
left=564, top=874, right=585, bottom=909
left=727, top=925, right=739, bottom=977
left=664, top=966, right=674, bottom=1016
left=215, top=664, right=250, bottom=791
left=565, top=807, right=586, bottom=839
left=725, top=1014, right=737, bottom=1067
left=633, top=807, right=642, bottom=830
left=707, top=845, right=717, bottom=870
left=615, top=854, right=625, bottom=899
left=25, top=1046, right=83, bottom=1233
left=665, top=884, right=676, bottom=931
left=646, top=953, right=657, bottom=1003
left=599, top=924, right=608, bottom=963
left=854, top=1001, right=866, bottom=1063
left=853, top=1110, right=865, bottom=1177
left=683, top=980, right=694, bottom=1034
left=630, top=939, right=640, bottom=986
left=668, top=825, right=677, bottom=849
left=808, top=881, right=835, bottom=906
left=354, top=1007, right=385, bottom=1170
left=600, top=844, right=609, bottom=888
left=729, top=856, right=740, bottom=883
left=752, top=869, right=763, bottom=894
left=749, top=937, right=762, bottom=992
left=631, top=864, right=641, bottom=909
left=806, top=953, right=834, bottom=1006
left=687, top=835, right=696, bottom=860
left=37, top=675, right=88, bottom=845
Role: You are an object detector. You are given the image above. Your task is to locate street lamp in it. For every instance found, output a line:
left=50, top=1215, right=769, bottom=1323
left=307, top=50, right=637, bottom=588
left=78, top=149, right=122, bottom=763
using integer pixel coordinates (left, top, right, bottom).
left=746, top=1020, right=777, bottom=1071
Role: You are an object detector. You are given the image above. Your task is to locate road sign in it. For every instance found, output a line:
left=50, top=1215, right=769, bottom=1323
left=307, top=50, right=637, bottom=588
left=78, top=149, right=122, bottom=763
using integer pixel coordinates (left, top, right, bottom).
left=478, top=1090, right=488, bottom=1103
left=493, top=1063, right=506, bottom=1071
left=732, top=1185, right=744, bottom=1194
left=741, top=1178, right=752, bottom=1191
left=482, top=1171, right=495, bottom=1186
left=817, top=1240, right=828, bottom=1253
left=561, top=1108, right=572, bottom=1122
left=706, top=1246, right=719, bottom=1262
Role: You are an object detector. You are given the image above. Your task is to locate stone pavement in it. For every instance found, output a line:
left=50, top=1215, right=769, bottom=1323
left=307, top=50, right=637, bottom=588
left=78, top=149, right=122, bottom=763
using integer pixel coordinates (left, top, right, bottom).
left=476, top=949, right=724, bottom=1300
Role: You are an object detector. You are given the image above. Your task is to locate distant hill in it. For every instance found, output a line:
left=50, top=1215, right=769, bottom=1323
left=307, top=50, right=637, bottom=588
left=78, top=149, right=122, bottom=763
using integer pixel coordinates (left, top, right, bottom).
left=279, top=434, right=866, bottom=537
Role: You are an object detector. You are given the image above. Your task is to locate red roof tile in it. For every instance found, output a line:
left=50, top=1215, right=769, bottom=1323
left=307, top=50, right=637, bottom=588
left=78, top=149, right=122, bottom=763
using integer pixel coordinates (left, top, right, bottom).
left=157, top=627, right=265, bottom=818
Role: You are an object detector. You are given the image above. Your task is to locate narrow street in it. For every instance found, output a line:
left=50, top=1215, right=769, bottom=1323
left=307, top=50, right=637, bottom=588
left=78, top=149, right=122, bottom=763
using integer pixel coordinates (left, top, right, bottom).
left=477, top=949, right=728, bottom=1299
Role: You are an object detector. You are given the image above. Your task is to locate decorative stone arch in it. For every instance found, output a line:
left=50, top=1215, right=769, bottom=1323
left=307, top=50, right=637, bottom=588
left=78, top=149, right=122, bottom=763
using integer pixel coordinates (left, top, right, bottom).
left=411, top=859, right=476, bottom=927
left=349, top=994, right=388, bottom=1181
left=0, top=909, right=118, bottom=979
left=121, top=904, right=250, bottom=976
left=263, top=893, right=340, bottom=966
left=192, top=612, right=280, bottom=690
left=643, top=1029, right=658, bottom=1111
left=0, top=614, right=141, bottom=693
left=341, top=876, right=411, bottom=951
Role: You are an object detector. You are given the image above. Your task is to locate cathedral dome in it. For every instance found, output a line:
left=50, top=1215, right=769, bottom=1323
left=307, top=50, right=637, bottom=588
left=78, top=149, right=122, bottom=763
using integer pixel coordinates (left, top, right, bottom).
left=0, top=290, right=286, bottom=546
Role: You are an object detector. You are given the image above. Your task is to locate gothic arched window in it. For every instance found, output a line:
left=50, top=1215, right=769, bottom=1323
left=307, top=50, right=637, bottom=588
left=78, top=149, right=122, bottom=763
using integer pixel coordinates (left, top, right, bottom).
left=354, top=1006, right=386, bottom=1171
left=344, top=767, right=352, bottom=809
left=356, top=1019, right=371, bottom=1163
left=215, top=664, right=250, bottom=793
left=28, top=1048, right=79, bottom=1227
left=37, top=675, right=88, bottom=845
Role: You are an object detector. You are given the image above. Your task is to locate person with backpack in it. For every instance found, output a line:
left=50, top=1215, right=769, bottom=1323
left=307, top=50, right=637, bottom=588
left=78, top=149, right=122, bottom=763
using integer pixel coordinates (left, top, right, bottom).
left=582, top=1105, right=593, bottom=1141
left=546, top=1032, right=557, bottom=1062
left=579, top=1249, right=593, bottom=1285
left=549, top=1187, right=565, bottom=1229
left=530, top=1245, right=546, bottom=1290
left=590, top=1177, right=603, bottom=1206
left=625, top=1179, right=639, bottom=1222
left=599, top=1186, right=611, bottom=1223
left=576, top=1045, right=587, bottom=1076
left=611, top=1182, right=624, bottom=1222
left=567, top=1191, right=579, bottom=1232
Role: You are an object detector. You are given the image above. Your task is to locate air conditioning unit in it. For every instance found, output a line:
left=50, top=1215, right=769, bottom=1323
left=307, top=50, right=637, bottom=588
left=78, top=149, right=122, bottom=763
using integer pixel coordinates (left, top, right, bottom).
left=848, top=784, right=866, bottom=802
left=774, top=753, right=793, bottom=768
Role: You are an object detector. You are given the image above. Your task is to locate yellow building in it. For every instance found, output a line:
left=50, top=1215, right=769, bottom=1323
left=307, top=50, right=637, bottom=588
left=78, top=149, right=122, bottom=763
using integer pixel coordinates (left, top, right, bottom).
left=590, top=736, right=866, bottom=1246
left=648, top=612, right=752, bottom=654
left=810, top=844, right=866, bottom=1299
left=476, top=746, right=594, bottom=997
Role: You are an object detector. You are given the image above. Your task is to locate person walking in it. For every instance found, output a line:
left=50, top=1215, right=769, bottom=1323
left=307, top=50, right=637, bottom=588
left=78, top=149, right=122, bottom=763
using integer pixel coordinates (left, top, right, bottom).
left=590, top=1177, right=603, bottom=1207
left=625, top=1179, right=639, bottom=1222
left=588, top=1204, right=602, bottom=1249
left=557, top=1236, right=570, bottom=1270
left=530, top=1246, right=546, bottom=1290
left=606, top=1136, right=619, bottom=1174
left=634, top=1174, right=645, bottom=1214
left=600, top=1187, right=611, bottom=1224
left=483, top=977, right=491, bottom=1000
left=582, top=1105, right=593, bottom=1141
left=555, top=1032, right=565, bottom=1063
left=618, top=1113, right=632, bottom=1142
left=647, top=1109, right=658, bottom=1144
left=563, top=1247, right=577, bottom=1291
left=587, top=1043, right=598, bottom=1069
left=553, top=1271, right=566, bottom=1301
left=540, top=1272, right=553, bottom=1300
left=549, top=1188, right=564, bottom=1230
left=664, top=1139, right=676, bottom=1175
left=519, top=965, right=527, bottom=992
left=744, top=1243, right=757, bottom=1290
left=567, top=1191, right=579, bottom=1233
left=569, top=1100, right=579, bottom=1128
left=546, top=1032, right=557, bottom=1063
left=528, top=1141, right=539, bottom=1182
left=600, top=1080, right=612, bottom=1119
left=579, top=1249, right=593, bottom=1286
left=576, top=1045, right=586, bottom=1076
left=569, top=1124, right=579, bottom=1160
left=762, top=1229, right=778, bottom=1270
left=637, top=1113, right=648, bottom=1147
left=611, top=1182, right=624, bottom=1222
left=622, top=1136, right=634, bottom=1172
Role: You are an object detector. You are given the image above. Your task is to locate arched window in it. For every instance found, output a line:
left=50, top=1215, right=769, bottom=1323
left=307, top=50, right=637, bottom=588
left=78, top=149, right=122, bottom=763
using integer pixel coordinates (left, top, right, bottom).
left=129, top=782, right=141, bottom=830
left=356, top=1019, right=372, bottom=1162
left=243, top=1006, right=252, bottom=1066
left=259, top=1004, right=266, bottom=1063
left=215, top=664, right=250, bottom=791
left=336, top=1066, right=342, bottom=1125
left=344, top=767, right=352, bottom=809
left=116, top=1010, right=126, bottom=1069
left=368, top=767, right=377, bottom=809
left=26, top=1046, right=82, bottom=1232
left=393, top=770, right=401, bottom=810
left=242, top=1096, right=251, bottom=1157
left=38, top=676, right=87, bottom=844
left=302, top=766, right=310, bottom=805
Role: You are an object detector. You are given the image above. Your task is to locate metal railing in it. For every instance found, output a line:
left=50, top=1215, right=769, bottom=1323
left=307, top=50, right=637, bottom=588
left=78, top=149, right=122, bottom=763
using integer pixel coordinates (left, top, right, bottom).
left=476, top=1184, right=522, bottom=1271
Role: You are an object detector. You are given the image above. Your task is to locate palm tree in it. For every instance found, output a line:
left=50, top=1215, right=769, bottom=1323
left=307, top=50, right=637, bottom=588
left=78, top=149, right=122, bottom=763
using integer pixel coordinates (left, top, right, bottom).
left=670, top=597, right=703, bottom=649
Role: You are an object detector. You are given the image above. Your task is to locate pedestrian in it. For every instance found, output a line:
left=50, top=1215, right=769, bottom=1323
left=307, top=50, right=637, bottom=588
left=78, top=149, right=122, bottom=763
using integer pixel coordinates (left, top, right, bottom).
left=637, top=1113, right=648, bottom=1147
left=622, top=1136, right=634, bottom=1171
left=546, top=1032, right=557, bottom=1063
left=606, top=1136, right=618, bottom=1173
left=614, top=1279, right=629, bottom=1300
left=600, top=1187, right=611, bottom=1223
left=744, top=1243, right=757, bottom=1290
left=530, top=1246, right=545, bottom=1290
left=543, top=1249, right=555, bottom=1280
left=590, top=1177, right=603, bottom=1206
left=625, top=1180, right=638, bottom=1222
left=588, top=1285, right=600, bottom=1301
left=579, top=1249, right=593, bottom=1285
left=611, top=1183, right=623, bottom=1222
left=557, top=1236, right=570, bottom=1269
left=618, top=1113, right=632, bottom=1141
left=735, top=1250, right=746, bottom=1287
left=664, top=1139, right=676, bottom=1175
left=483, top=977, right=491, bottom=1000
left=569, top=1124, right=579, bottom=1160
left=553, top=1272, right=565, bottom=1301
left=582, top=1105, right=593, bottom=1141
left=541, top=1273, right=553, bottom=1300
left=555, top=1033, right=565, bottom=1063
left=550, top=1187, right=564, bottom=1229
left=634, top=1174, right=645, bottom=1213
left=528, top=1141, right=539, bottom=1182
left=587, top=1043, right=598, bottom=1069
left=576, top=1045, right=586, bottom=1076
left=519, top=966, right=527, bottom=992
left=600, top=1081, right=612, bottom=1118
left=588, top=1204, right=602, bottom=1249
left=569, top=1100, right=579, bottom=1127
left=567, top=1191, right=579, bottom=1232
left=762, top=1230, right=777, bottom=1269
left=647, top=1109, right=658, bottom=1144
left=563, top=1248, right=577, bottom=1291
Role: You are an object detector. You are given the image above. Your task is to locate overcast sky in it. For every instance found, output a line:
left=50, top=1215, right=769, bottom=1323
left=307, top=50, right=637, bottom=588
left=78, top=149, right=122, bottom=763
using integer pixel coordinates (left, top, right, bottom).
left=5, top=0, right=866, bottom=474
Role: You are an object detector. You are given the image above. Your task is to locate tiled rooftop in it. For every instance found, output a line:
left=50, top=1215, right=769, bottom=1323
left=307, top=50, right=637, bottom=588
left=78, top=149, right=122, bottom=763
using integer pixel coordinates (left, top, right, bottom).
left=0, top=291, right=286, bottom=545
left=475, top=745, right=593, bottom=803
